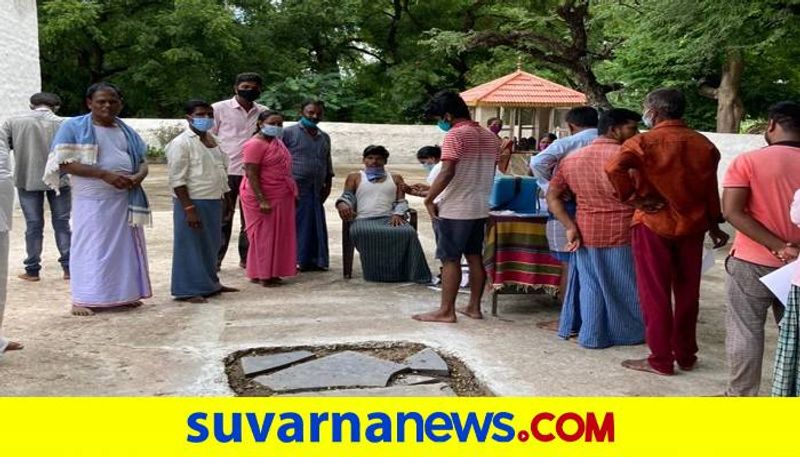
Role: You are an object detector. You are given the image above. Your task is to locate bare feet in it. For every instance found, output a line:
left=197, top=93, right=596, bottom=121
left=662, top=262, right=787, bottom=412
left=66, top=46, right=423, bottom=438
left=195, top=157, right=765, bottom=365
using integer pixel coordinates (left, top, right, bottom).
left=621, top=358, right=673, bottom=376
left=181, top=296, right=207, bottom=304
left=1, top=340, right=23, bottom=352
left=71, top=305, right=95, bottom=316
left=412, top=310, right=457, bottom=323
left=18, top=273, right=40, bottom=282
left=261, top=278, right=283, bottom=287
left=239, top=262, right=247, bottom=269
left=536, top=319, right=560, bottom=332
left=457, top=306, right=483, bottom=319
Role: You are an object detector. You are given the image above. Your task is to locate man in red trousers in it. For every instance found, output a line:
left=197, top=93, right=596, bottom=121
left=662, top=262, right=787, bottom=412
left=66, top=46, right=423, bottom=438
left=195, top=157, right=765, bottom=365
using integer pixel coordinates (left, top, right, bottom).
left=605, top=88, right=729, bottom=375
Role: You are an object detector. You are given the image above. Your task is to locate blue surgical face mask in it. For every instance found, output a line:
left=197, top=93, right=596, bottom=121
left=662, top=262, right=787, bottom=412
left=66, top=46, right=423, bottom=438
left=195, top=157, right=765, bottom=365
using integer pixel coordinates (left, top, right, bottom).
left=191, top=117, right=214, bottom=132
left=364, top=166, right=386, bottom=182
left=260, top=124, right=283, bottom=138
left=422, top=163, right=435, bottom=173
left=300, top=116, right=319, bottom=129
left=437, top=119, right=451, bottom=132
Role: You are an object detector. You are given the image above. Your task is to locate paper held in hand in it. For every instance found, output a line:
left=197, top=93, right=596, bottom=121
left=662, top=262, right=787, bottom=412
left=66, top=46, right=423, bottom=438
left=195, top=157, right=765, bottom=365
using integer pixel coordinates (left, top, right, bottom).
left=758, top=260, right=798, bottom=307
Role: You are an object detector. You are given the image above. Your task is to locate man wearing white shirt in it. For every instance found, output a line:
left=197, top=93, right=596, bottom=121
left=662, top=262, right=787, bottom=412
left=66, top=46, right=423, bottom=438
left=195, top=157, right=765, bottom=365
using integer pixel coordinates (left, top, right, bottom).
left=167, top=100, right=239, bottom=303
left=0, top=120, right=23, bottom=355
left=0, top=92, right=69, bottom=281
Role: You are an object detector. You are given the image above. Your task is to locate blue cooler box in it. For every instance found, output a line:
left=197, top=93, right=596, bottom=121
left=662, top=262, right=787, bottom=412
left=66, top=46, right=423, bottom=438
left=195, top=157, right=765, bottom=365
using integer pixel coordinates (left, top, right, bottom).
left=488, top=175, right=539, bottom=214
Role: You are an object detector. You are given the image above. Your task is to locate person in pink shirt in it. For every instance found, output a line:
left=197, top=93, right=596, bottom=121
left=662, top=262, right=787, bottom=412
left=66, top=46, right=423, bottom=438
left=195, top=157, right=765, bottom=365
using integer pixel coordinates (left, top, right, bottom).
left=240, top=111, right=298, bottom=287
left=211, top=72, right=267, bottom=270
left=722, top=101, right=800, bottom=396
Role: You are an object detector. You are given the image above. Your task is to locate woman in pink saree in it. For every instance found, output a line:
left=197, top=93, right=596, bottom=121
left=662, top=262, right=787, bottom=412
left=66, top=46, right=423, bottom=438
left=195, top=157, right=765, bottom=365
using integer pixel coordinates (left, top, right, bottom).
left=240, top=111, right=298, bottom=286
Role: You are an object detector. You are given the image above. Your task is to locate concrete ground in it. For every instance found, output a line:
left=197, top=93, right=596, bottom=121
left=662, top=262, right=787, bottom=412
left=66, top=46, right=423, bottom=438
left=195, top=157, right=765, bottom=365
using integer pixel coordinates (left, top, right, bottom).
left=0, top=164, right=778, bottom=396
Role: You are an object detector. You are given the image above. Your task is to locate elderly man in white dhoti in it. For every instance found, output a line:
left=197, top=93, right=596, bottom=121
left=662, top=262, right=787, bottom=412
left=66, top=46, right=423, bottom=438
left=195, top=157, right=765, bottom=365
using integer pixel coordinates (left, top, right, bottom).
left=0, top=124, right=23, bottom=355
left=44, top=82, right=152, bottom=316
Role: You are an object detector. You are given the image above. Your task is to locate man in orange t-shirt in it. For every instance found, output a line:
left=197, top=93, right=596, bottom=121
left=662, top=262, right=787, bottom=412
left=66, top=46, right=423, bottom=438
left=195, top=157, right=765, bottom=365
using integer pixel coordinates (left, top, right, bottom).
left=722, top=101, right=800, bottom=396
left=605, top=88, right=729, bottom=375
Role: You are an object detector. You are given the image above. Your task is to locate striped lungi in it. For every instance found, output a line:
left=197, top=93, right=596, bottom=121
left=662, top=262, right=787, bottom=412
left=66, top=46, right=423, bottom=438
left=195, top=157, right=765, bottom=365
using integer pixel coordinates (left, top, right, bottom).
left=559, top=245, right=645, bottom=348
left=773, top=285, right=800, bottom=396
left=350, top=216, right=431, bottom=283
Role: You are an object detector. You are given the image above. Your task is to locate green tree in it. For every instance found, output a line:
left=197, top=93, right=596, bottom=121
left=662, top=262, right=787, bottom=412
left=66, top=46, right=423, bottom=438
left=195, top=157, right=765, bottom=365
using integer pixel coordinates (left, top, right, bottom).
left=426, top=0, right=623, bottom=108
left=599, top=0, right=800, bottom=132
left=39, top=0, right=242, bottom=117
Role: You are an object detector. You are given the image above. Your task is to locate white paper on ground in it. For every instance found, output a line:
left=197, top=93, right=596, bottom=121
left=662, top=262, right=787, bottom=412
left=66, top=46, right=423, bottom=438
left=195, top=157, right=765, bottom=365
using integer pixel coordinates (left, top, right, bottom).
left=758, top=260, right=798, bottom=307
left=701, top=248, right=717, bottom=274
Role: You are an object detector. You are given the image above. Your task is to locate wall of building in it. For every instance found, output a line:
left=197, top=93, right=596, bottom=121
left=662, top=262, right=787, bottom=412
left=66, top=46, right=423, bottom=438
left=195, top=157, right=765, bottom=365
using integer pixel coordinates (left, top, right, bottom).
left=0, top=0, right=41, bottom=119
left=125, top=118, right=765, bottom=180
left=123, top=119, right=448, bottom=165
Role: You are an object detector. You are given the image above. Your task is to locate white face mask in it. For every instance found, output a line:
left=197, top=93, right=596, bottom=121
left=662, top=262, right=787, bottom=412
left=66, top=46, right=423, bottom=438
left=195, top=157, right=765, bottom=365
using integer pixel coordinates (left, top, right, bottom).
left=260, top=124, right=283, bottom=138
left=642, top=109, right=654, bottom=128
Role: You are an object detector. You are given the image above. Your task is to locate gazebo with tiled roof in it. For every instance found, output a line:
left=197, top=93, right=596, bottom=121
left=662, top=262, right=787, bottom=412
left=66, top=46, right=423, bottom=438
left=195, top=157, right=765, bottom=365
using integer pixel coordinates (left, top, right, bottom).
left=460, top=68, right=587, bottom=149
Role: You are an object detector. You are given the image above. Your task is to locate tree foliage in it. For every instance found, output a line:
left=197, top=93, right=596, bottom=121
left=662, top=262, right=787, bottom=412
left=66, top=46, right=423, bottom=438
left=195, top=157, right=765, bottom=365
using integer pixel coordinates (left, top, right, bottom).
left=597, top=0, right=800, bottom=131
left=39, top=0, right=800, bottom=129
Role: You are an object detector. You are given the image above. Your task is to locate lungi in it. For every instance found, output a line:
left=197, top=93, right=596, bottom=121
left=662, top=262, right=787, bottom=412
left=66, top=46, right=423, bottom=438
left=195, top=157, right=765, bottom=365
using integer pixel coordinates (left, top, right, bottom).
left=772, top=285, right=800, bottom=396
left=560, top=245, right=644, bottom=348
left=296, top=183, right=329, bottom=269
left=350, top=216, right=431, bottom=283
left=171, top=199, right=223, bottom=298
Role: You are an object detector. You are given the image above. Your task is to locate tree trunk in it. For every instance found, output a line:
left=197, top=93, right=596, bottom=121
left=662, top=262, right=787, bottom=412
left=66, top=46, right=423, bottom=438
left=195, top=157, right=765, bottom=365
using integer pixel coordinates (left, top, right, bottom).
left=572, top=65, right=614, bottom=109
left=716, top=48, right=745, bottom=133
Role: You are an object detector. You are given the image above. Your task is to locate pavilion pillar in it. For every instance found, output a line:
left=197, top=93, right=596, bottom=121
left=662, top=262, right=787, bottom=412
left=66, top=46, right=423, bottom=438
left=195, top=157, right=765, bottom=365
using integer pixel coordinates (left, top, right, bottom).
left=509, top=108, right=518, bottom=142
left=536, top=107, right=551, bottom=138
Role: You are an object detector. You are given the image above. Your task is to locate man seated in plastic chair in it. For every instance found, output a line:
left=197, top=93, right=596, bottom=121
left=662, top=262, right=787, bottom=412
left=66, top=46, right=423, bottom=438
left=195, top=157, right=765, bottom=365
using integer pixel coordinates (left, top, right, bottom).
left=336, top=145, right=432, bottom=283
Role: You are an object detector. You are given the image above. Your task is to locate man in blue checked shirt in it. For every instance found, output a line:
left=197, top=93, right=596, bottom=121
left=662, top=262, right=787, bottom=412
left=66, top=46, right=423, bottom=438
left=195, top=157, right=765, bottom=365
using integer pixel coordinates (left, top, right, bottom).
left=530, top=106, right=598, bottom=334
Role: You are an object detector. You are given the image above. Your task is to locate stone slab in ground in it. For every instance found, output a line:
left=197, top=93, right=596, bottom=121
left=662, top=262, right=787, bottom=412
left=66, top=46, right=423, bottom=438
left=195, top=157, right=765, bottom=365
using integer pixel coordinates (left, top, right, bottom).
left=240, top=351, right=315, bottom=377
left=254, top=350, right=408, bottom=392
left=404, top=348, right=449, bottom=376
left=280, top=383, right=455, bottom=397
left=393, top=374, right=440, bottom=386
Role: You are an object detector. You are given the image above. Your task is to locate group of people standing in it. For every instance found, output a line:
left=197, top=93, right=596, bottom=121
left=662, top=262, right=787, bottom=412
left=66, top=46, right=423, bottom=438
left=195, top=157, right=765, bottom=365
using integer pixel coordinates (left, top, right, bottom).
left=167, top=72, right=333, bottom=300
left=0, top=72, right=336, bottom=322
left=1, top=74, right=799, bottom=397
left=529, top=89, right=800, bottom=396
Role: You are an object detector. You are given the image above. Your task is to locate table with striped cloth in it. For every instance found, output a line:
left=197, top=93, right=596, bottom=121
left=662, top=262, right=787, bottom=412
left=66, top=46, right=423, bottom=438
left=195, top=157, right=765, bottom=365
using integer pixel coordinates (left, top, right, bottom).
left=483, top=214, right=562, bottom=315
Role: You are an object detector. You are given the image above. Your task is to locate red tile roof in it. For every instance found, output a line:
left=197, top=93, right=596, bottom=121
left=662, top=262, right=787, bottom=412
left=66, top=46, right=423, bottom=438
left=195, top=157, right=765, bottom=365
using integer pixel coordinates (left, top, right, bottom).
left=460, top=70, right=587, bottom=108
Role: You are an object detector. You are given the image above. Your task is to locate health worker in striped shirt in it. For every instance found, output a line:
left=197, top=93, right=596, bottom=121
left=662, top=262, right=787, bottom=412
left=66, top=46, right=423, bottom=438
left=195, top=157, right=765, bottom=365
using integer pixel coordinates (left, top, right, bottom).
left=413, top=91, right=500, bottom=323
left=546, top=109, right=645, bottom=349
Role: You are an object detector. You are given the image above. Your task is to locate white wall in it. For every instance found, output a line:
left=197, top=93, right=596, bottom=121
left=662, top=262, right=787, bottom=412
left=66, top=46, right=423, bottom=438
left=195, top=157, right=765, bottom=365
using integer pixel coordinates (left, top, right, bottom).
left=0, top=0, right=41, bottom=118
left=124, top=119, right=766, bottom=177
left=123, top=119, right=448, bottom=165
left=704, top=132, right=766, bottom=183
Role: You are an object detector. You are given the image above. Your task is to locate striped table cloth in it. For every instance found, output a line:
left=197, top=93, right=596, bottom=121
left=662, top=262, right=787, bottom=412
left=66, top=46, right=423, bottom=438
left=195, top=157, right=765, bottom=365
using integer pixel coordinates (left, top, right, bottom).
left=483, top=214, right=562, bottom=293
